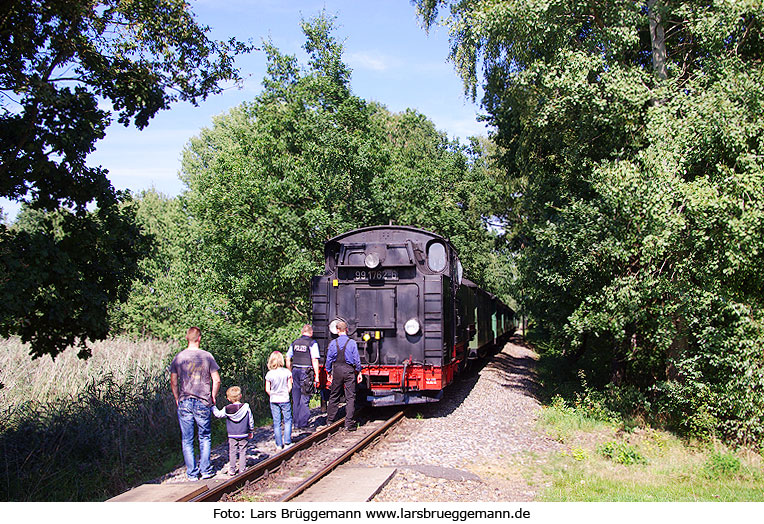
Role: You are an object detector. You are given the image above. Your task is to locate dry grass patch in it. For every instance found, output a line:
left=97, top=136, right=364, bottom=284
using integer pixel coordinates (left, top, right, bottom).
left=469, top=453, right=554, bottom=501
left=0, top=337, right=178, bottom=405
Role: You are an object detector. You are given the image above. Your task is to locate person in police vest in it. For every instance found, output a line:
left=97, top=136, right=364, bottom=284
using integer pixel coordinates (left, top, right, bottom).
left=325, top=321, right=363, bottom=431
left=286, top=324, right=321, bottom=429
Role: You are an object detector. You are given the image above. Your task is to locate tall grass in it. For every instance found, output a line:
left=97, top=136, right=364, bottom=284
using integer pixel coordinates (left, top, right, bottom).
left=0, top=337, right=175, bottom=404
left=0, top=337, right=181, bottom=501
left=534, top=394, right=764, bottom=501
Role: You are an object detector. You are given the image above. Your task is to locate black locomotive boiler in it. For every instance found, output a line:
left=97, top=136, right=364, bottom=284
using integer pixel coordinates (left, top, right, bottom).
left=311, top=226, right=516, bottom=406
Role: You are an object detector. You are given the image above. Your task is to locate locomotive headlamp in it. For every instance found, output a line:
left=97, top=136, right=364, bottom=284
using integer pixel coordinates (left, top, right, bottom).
left=364, top=252, right=380, bottom=269
left=329, top=319, right=340, bottom=335
left=362, top=333, right=371, bottom=342
left=404, top=318, right=421, bottom=336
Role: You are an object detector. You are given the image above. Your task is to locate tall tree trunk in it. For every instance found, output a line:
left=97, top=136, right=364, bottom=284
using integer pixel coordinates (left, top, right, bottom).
left=611, top=338, right=628, bottom=386
left=648, top=0, right=668, bottom=79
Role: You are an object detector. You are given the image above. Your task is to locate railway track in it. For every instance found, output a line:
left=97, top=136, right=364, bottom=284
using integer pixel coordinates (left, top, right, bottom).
left=190, top=409, right=405, bottom=502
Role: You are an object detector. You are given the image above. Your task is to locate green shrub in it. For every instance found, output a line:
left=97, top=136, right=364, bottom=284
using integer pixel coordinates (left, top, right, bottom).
left=702, top=452, right=742, bottom=480
left=598, top=440, right=647, bottom=465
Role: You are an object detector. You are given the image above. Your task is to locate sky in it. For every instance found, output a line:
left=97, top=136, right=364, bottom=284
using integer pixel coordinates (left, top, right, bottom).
left=2, top=0, right=489, bottom=220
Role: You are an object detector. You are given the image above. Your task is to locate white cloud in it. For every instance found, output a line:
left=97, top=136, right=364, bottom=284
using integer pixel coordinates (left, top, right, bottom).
left=346, top=52, right=399, bottom=72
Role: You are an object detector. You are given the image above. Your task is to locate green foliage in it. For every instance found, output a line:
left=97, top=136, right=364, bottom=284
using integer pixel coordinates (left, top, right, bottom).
left=144, top=13, right=512, bottom=379
left=1, top=199, right=147, bottom=359
left=702, top=451, right=742, bottom=480
left=418, top=1, right=764, bottom=445
left=110, top=190, right=266, bottom=389
left=598, top=440, right=647, bottom=465
left=0, top=0, right=252, bottom=360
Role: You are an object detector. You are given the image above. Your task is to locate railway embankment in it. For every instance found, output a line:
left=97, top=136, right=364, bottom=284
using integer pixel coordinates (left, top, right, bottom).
left=352, top=336, right=562, bottom=501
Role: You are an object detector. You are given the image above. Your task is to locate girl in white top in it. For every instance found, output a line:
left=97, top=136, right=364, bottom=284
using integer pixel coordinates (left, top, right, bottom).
left=265, top=351, right=293, bottom=449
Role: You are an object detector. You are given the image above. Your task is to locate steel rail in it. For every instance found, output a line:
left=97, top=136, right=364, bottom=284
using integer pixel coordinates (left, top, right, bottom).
left=277, top=409, right=405, bottom=502
left=190, top=418, right=345, bottom=502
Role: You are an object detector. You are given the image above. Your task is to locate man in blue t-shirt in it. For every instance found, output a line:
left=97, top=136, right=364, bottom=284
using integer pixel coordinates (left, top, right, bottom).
left=325, top=321, right=362, bottom=431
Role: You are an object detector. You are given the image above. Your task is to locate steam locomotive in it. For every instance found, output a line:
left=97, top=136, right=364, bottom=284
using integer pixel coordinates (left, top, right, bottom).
left=311, top=226, right=516, bottom=406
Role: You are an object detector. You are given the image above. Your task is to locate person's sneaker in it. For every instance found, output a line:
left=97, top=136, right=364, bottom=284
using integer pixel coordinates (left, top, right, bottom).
left=201, top=472, right=215, bottom=480
left=275, top=444, right=284, bottom=451
left=187, top=476, right=200, bottom=482
left=283, top=443, right=294, bottom=449
left=346, top=425, right=357, bottom=432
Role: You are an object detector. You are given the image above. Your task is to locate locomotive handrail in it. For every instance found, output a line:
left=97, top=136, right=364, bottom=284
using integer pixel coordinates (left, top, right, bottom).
left=334, top=263, right=416, bottom=267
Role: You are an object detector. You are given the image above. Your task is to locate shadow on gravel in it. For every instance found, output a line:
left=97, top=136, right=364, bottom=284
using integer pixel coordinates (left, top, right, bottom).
left=411, top=373, right=481, bottom=420
left=489, top=351, right=543, bottom=400
left=407, top=335, right=541, bottom=420
left=487, top=335, right=544, bottom=400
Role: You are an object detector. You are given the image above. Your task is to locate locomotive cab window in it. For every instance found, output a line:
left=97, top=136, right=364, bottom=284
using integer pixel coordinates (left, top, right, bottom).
left=427, top=241, right=447, bottom=272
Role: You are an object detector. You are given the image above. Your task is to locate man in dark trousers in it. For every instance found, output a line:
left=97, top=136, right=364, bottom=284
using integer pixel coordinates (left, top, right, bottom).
left=286, top=324, right=320, bottom=430
left=325, top=321, right=363, bottom=431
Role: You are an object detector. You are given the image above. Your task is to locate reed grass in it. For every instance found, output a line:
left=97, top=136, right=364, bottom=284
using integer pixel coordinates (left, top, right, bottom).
left=0, top=337, right=181, bottom=501
left=0, top=337, right=176, bottom=405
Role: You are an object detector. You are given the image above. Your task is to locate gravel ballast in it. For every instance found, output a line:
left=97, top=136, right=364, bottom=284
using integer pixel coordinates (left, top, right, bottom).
left=353, top=337, right=563, bottom=502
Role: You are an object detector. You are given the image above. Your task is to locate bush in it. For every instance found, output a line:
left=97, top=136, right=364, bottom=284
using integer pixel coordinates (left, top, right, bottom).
left=702, top=452, right=742, bottom=480
left=598, top=440, right=647, bottom=466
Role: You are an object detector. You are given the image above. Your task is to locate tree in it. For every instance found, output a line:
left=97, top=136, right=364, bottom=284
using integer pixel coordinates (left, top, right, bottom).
left=0, top=0, right=251, bottom=358
left=109, top=189, right=199, bottom=341
left=417, top=1, right=764, bottom=443
left=178, top=13, right=508, bottom=361
left=2, top=201, right=147, bottom=359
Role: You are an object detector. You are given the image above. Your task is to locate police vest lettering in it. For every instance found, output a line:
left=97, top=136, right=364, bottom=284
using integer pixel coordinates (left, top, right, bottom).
left=291, top=336, right=314, bottom=367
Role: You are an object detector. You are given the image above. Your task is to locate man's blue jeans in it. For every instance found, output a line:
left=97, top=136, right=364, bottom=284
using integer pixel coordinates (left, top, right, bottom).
left=177, top=398, right=212, bottom=479
left=270, top=401, right=292, bottom=448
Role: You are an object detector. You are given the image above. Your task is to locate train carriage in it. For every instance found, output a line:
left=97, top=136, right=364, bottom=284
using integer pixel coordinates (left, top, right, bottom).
left=311, top=225, right=514, bottom=406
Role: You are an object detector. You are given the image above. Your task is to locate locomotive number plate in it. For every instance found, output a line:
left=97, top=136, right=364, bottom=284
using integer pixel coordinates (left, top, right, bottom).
left=354, top=269, right=398, bottom=281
